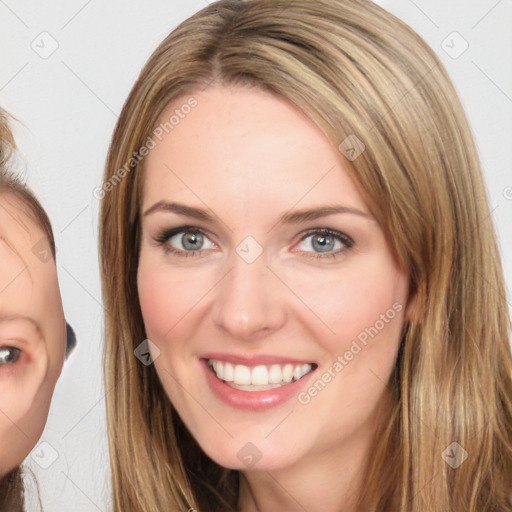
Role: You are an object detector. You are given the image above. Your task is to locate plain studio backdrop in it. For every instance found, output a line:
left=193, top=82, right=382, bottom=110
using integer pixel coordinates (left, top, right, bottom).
left=1, top=1, right=511, bottom=510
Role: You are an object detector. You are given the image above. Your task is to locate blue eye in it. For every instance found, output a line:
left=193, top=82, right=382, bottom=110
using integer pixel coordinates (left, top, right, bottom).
left=154, top=227, right=215, bottom=258
left=0, top=346, right=22, bottom=365
left=295, top=229, right=354, bottom=259
left=153, top=226, right=354, bottom=260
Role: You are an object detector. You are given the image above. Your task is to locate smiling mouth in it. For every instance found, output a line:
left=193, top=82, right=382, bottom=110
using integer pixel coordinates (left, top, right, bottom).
left=205, top=358, right=317, bottom=391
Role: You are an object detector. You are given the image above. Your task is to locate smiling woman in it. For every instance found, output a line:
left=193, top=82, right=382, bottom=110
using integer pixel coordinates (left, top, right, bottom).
left=99, top=1, right=512, bottom=511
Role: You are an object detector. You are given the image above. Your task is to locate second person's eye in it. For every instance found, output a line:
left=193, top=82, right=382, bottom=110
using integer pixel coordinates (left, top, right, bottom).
left=0, top=346, right=22, bottom=365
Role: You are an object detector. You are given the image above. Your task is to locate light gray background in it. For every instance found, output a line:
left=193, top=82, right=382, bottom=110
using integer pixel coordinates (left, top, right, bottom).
left=1, top=1, right=511, bottom=510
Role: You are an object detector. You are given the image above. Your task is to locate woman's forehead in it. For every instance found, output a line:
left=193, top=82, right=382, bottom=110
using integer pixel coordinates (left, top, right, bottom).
left=141, top=86, right=368, bottom=212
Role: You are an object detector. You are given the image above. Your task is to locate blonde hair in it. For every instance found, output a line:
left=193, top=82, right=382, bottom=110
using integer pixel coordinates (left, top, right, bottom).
left=99, top=1, right=512, bottom=510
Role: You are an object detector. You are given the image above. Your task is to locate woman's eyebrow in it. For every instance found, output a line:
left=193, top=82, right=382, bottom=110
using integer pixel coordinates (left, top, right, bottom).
left=142, top=201, right=371, bottom=224
left=278, top=205, right=371, bottom=223
left=143, top=201, right=214, bottom=221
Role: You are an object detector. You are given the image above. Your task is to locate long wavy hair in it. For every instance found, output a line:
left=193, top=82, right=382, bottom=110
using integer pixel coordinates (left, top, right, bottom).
left=99, top=0, right=512, bottom=510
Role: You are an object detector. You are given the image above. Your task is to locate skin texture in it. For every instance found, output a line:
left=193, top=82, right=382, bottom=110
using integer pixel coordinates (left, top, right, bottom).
left=137, top=85, right=413, bottom=512
left=0, top=193, right=66, bottom=478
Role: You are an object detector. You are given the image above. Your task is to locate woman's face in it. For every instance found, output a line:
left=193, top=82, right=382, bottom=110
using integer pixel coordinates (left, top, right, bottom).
left=0, top=194, right=66, bottom=477
left=138, top=85, right=411, bottom=471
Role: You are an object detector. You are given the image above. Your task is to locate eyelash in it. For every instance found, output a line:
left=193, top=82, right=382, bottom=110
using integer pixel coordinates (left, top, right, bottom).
left=153, top=226, right=354, bottom=261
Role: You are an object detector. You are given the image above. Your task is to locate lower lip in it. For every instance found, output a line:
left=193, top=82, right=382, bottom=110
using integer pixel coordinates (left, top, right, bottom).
left=200, top=358, right=317, bottom=411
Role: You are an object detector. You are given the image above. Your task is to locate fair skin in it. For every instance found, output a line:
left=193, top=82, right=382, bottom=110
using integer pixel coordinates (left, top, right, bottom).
left=0, top=193, right=66, bottom=477
left=137, top=85, right=412, bottom=512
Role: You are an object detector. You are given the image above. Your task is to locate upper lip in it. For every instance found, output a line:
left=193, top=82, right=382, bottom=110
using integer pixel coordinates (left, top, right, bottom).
left=201, top=352, right=317, bottom=366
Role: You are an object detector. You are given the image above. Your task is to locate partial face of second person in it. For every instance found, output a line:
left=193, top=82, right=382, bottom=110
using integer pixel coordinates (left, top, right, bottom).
left=137, top=85, right=412, bottom=473
left=0, top=194, right=66, bottom=477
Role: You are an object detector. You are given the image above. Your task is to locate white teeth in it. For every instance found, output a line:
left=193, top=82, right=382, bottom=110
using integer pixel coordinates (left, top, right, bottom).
left=216, top=361, right=224, bottom=380
left=282, top=364, right=293, bottom=383
left=208, top=359, right=314, bottom=386
left=223, top=362, right=234, bottom=382
left=251, top=365, right=268, bottom=385
left=268, top=364, right=283, bottom=384
left=234, top=364, right=251, bottom=385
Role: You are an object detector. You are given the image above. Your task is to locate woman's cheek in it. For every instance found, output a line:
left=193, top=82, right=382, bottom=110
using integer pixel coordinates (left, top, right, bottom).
left=295, top=272, right=404, bottom=356
left=137, top=261, right=209, bottom=341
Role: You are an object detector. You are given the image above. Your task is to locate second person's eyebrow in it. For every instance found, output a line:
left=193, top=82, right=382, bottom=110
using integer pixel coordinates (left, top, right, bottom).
left=0, top=313, right=43, bottom=337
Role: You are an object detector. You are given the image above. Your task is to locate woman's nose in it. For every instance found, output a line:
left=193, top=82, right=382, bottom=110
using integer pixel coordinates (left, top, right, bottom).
left=211, top=249, right=287, bottom=341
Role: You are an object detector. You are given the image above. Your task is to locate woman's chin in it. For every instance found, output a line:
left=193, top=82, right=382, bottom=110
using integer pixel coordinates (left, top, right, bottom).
left=198, top=439, right=303, bottom=472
